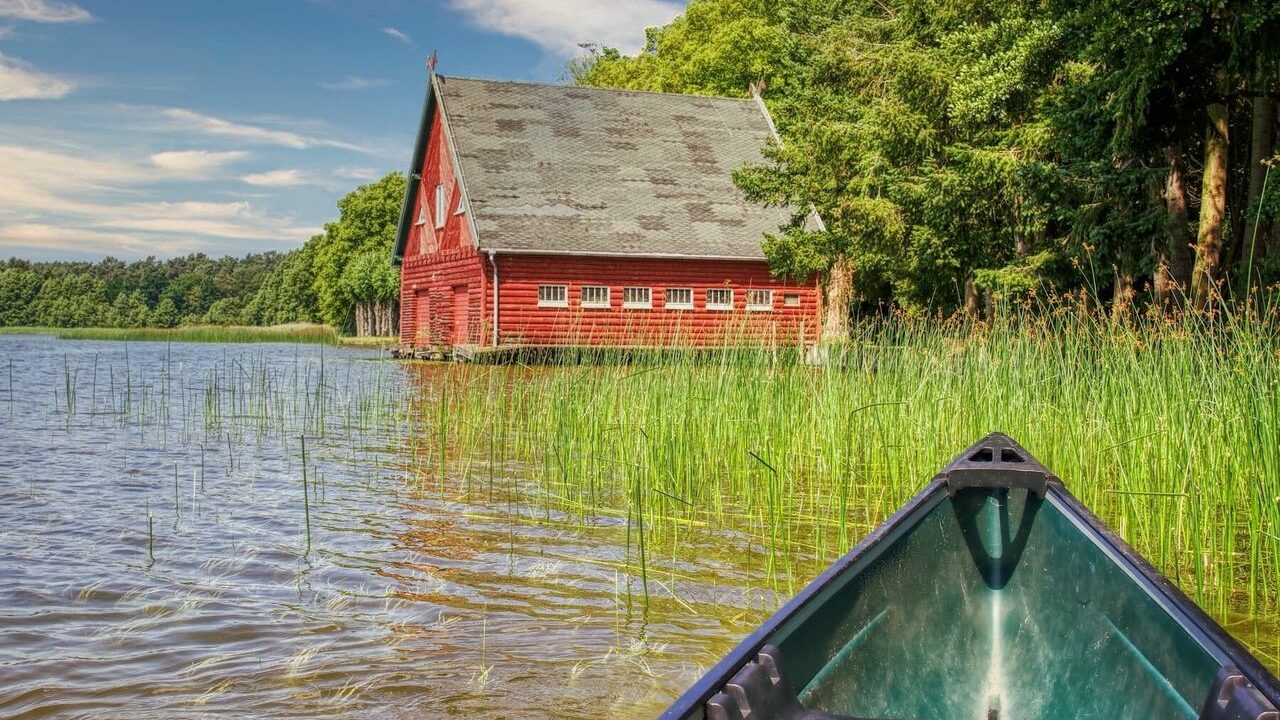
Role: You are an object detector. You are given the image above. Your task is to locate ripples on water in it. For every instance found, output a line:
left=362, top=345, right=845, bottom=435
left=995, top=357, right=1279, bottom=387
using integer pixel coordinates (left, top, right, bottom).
left=0, top=335, right=793, bottom=719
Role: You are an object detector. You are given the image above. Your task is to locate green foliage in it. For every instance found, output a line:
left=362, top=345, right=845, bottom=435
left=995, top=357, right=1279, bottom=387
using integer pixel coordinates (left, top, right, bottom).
left=111, top=290, right=152, bottom=328
left=573, top=0, right=783, bottom=96
left=338, top=249, right=400, bottom=307
left=0, top=268, right=41, bottom=325
left=32, top=273, right=111, bottom=328
left=311, top=173, right=406, bottom=331
left=579, top=0, right=1280, bottom=314
left=151, top=297, right=180, bottom=328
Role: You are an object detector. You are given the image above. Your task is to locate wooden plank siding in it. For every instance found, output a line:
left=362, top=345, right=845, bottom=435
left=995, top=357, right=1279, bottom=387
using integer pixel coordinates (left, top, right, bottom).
left=397, top=106, right=487, bottom=347
left=492, top=254, right=819, bottom=347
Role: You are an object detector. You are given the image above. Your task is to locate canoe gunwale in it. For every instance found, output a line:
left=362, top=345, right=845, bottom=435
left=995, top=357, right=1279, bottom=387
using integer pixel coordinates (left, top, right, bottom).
left=659, top=478, right=950, bottom=720
left=1047, top=484, right=1280, bottom=712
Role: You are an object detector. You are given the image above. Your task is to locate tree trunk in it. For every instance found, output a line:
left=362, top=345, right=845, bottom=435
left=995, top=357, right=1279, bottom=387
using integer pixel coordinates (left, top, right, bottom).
left=1240, top=94, right=1275, bottom=290
left=963, top=277, right=980, bottom=318
left=1156, top=143, right=1193, bottom=306
left=1192, top=73, right=1230, bottom=310
left=821, top=255, right=852, bottom=342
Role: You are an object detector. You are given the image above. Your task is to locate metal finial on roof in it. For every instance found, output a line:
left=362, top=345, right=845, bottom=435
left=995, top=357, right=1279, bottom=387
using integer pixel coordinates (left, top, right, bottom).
left=426, top=50, right=438, bottom=74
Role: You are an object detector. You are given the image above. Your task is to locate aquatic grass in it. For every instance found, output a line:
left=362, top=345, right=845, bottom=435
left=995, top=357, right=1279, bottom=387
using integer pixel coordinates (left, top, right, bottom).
left=404, top=308, right=1280, bottom=661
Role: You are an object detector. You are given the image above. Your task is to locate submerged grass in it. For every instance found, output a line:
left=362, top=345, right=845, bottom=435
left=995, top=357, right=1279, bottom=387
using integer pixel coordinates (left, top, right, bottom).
left=1, top=323, right=341, bottom=344
left=405, top=308, right=1280, bottom=645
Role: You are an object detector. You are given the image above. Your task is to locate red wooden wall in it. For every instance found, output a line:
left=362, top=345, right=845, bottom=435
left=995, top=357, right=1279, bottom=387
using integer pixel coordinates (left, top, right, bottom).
left=492, top=254, right=819, bottom=347
left=397, top=106, right=487, bottom=347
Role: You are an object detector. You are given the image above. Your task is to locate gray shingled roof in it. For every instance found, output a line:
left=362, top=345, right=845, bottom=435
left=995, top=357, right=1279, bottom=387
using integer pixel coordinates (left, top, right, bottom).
left=436, top=76, right=787, bottom=259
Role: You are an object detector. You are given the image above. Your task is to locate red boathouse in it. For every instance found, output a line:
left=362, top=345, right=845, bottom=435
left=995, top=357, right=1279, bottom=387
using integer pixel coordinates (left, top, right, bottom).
left=391, top=74, right=820, bottom=353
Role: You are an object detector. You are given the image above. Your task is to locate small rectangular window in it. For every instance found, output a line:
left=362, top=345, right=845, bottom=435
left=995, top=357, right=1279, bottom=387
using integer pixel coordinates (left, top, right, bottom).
left=580, top=285, right=610, bottom=308
left=455, top=194, right=467, bottom=215
left=622, top=287, right=651, bottom=309
left=706, top=288, right=733, bottom=311
left=783, top=293, right=801, bottom=308
left=537, top=285, right=567, bottom=308
left=434, top=184, right=446, bottom=228
left=746, top=289, right=773, bottom=311
left=665, top=287, right=693, bottom=310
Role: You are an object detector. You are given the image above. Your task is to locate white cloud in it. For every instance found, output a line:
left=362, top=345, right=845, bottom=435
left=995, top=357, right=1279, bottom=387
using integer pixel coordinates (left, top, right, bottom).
left=320, top=76, right=391, bottom=91
left=0, top=223, right=204, bottom=257
left=0, top=144, right=316, bottom=256
left=333, top=166, right=378, bottom=181
left=149, top=150, right=248, bottom=174
left=157, top=107, right=369, bottom=153
left=450, top=0, right=681, bottom=56
left=0, top=0, right=91, bottom=23
left=242, top=168, right=308, bottom=187
left=381, top=27, right=411, bottom=44
left=0, top=52, right=74, bottom=100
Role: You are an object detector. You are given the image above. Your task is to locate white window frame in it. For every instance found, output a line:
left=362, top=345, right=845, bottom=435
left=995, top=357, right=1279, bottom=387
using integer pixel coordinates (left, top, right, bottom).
left=706, top=288, right=733, bottom=311
left=537, top=284, right=568, bottom=308
left=783, top=293, right=801, bottom=308
left=746, top=289, right=774, bottom=312
left=580, top=285, right=610, bottom=309
left=434, top=184, right=446, bottom=228
left=664, top=287, right=693, bottom=310
left=622, top=286, right=652, bottom=309
left=455, top=193, right=467, bottom=215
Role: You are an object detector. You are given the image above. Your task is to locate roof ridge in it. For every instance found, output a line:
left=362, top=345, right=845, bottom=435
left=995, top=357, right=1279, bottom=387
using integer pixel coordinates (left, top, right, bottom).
left=436, top=74, right=756, bottom=104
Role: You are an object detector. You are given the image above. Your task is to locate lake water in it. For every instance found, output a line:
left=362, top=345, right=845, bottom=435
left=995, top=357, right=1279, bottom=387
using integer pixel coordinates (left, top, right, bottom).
left=0, top=335, right=785, bottom=719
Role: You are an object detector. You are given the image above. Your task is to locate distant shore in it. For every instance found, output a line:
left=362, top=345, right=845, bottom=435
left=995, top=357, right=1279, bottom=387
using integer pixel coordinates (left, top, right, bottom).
left=0, top=324, right=394, bottom=347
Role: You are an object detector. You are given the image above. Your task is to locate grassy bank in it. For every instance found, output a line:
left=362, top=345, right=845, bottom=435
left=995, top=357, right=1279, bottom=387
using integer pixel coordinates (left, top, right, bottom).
left=1, top=323, right=344, bottom=344
left=401, top=310, right=1279, bottom=664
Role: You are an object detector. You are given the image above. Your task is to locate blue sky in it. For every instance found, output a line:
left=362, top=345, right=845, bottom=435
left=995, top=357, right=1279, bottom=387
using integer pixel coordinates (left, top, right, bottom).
left=0, top=0, right=685, bottom=261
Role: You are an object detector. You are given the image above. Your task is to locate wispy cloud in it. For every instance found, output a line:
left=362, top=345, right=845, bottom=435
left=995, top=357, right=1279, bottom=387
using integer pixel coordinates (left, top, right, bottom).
left=0, top=223, right=204, bottom=258
left=0, top=0, right=92, bottom=23
left=149, top=149, right=248, bottom=174
left=381, top=26, right=411, bottom=45
left=157, top=108, right=369, bottom=153
left=449, top=0, right=681, bottom=56
left=320, top=76, right=391, bottom=91
left=0, top=52, right=74, bottom=100
left=334, top=166, right=379, bottom=181
left=0, top=144, right=315, bottom=257
left=242, top=168, right=309, bottom=187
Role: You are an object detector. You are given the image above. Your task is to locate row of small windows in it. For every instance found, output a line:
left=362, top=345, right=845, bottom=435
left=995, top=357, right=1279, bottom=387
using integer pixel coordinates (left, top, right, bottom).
left=537, top=285, right=800, bottom=311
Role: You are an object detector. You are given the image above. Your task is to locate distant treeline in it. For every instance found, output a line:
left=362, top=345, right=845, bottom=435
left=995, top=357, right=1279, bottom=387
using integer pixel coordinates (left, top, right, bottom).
left=0, top=173, right=404, bottom=336
left=574, top=0, right=1280, bottom=329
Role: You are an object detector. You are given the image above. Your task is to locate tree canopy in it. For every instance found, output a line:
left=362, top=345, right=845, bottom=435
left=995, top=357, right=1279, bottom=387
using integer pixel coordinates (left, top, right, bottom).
left=576, top=0, right=1280, bottom=321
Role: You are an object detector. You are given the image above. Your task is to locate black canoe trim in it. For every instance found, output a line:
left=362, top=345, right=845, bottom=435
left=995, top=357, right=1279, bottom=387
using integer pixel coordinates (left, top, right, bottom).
left=1047, top=484, right=1280, bottom=713
left=659, top=478, right=950, bottom=720
left=935, top=431, right=1060, bottom=498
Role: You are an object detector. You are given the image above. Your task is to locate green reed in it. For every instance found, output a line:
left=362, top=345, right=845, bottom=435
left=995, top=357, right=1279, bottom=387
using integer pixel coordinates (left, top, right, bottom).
left=407, top=308, right=1280, bottom=633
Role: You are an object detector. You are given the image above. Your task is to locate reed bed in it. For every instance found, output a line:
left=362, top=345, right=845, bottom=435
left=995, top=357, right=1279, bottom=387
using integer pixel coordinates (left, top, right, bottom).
left=406, top=309, right=1280, bottom=637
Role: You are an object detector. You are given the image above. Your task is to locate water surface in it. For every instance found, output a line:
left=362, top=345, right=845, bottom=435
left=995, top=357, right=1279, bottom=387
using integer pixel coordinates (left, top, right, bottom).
left=0, top=335, right=785, bottom=719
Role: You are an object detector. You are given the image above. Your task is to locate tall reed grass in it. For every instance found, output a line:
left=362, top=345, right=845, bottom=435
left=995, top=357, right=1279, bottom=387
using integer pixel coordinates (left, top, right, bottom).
left=404, top=307, right=1280, bottom=641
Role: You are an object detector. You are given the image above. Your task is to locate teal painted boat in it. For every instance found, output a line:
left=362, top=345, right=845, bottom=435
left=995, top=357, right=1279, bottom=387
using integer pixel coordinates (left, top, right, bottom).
left=663, top=433, right=1279, bottom=720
